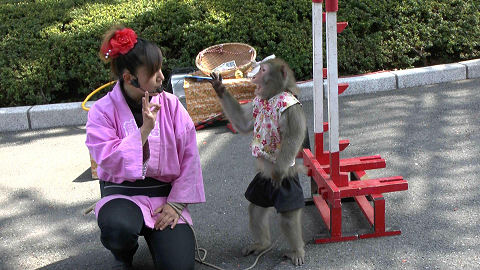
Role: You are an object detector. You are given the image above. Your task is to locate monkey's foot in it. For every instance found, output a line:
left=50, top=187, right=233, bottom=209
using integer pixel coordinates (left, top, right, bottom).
left=283, top=249, right=305, bottom=266
left=242, top=243, right=271, bottom=256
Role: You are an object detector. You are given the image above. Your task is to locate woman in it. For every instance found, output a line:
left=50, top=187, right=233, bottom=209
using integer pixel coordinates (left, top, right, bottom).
left=85, top=26, right=205, bottom=270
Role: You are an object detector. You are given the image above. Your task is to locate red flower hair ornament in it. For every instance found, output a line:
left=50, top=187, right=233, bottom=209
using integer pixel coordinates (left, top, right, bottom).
left=101, top=28, right=138, bottom=59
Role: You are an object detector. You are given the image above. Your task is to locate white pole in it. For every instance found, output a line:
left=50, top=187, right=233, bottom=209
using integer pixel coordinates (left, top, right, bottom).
left=312, top=2, right=323, bottom=134
left=326, top=11, right=339, bottom=153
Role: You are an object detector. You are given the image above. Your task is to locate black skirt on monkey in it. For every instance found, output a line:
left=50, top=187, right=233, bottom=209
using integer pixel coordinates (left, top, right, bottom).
left=245, top=172, right=305, bottom=213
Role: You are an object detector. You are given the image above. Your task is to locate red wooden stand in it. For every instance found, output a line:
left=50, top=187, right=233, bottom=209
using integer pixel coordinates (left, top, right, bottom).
left=302, top=124, right=408, bottom=244
left=306, top=0, right=408, bottom=244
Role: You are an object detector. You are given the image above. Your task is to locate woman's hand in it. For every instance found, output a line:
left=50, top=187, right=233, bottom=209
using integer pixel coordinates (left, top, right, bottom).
left=141, top=91, right=161, bottom=132
left=153, top=203, right=180, bottom=230
left=140, top=91, right=161, bottom=144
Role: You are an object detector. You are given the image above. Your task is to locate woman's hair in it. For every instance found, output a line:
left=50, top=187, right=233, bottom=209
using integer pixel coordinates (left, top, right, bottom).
left=99, top=25, right=163, bottom=79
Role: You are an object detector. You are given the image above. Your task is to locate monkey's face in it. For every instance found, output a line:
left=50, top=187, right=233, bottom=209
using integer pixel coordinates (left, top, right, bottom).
left=251, top=63, right=271, bottom=98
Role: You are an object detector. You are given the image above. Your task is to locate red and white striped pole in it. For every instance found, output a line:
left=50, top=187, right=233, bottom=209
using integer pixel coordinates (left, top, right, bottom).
left=325, top=0, right=348, bottom=186
left=312, top=0, right=325, bottom=164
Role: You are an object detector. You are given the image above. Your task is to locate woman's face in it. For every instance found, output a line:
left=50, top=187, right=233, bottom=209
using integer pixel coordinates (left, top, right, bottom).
left=136, top=65, right=164, bottom=95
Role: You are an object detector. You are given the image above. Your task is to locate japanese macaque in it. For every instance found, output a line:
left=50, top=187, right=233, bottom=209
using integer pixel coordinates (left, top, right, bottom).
left=209, top=58, right=307, bottom=266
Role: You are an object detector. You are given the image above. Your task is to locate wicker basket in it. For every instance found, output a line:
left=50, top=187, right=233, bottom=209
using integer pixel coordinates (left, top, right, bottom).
left=195, top=43, right=257, bottom=78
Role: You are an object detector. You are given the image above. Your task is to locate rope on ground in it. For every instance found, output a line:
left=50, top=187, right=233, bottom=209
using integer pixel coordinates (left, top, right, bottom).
left=167, top=202, right=275, bottom=270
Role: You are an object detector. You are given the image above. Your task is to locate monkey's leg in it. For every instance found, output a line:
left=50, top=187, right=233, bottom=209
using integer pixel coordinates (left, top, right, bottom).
left=242, top=203, right=272, bottom=256
left=279, top=208, right=305, bottom=266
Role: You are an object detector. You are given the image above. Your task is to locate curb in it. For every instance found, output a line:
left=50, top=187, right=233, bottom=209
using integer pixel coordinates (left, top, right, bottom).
left=297, top=59, right=480, bottom=101
left=1, top=59, right=479, bottom=133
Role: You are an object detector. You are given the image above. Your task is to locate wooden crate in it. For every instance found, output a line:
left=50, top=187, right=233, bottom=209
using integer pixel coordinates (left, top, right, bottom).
left=183, top=73, right=256, bottom=124
left=89, top=153, right=98, bottom=179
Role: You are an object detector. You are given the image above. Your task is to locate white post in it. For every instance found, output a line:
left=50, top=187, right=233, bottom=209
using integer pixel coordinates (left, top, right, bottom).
left=326, top=11, right=339, bottom=153
left=312, top=1, right=323, bottom=134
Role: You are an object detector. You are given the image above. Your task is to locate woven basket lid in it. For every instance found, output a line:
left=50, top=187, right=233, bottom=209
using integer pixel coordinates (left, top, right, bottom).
left=195, top=43, right=256, bottom=78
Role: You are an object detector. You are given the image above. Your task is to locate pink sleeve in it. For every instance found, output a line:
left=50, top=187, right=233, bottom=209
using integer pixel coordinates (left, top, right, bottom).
left=167, top=118, right=206, bottom=204
left=85, top=109, right=144, bottom=183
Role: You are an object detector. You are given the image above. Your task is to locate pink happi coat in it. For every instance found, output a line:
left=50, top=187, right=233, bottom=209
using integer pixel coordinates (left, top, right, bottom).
left=85, top=82, right=205, bottom=227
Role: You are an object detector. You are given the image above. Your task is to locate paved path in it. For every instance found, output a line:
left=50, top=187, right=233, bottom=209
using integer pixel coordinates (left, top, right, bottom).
left=1, top=78, right=479, bottom=269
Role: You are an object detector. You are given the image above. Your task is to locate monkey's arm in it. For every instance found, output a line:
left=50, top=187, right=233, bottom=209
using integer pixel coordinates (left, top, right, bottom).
left=273, top=104, right=307, bottom=180
left=209, top=73, right=254, bottom=133
left=218, top=91, right=254, bottom=133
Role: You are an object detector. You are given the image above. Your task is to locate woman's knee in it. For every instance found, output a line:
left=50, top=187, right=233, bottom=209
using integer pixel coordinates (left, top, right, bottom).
left=99, top=223, right=138, bottom=251
left=97, top=199, right=143, bottom=251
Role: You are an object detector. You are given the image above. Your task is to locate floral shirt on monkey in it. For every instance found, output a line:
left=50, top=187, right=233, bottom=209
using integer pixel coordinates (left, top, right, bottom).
left=251, top=91, right=300, bottom=164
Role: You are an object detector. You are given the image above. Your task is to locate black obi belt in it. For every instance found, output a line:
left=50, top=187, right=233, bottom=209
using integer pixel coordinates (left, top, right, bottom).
left=100, top=177, right=172, bottom=198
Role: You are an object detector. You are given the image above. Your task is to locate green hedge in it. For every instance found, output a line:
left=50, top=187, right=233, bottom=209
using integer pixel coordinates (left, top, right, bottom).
left=339, top=0, right=480, bottom=74
left=0, top=0, right=479, bottom=107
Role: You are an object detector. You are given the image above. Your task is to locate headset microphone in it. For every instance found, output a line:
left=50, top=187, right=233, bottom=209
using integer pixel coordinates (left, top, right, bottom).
left=154, top=87, right=163, bottom=93
left=131, top=78, right=163, bottom=93
left=131, top=78, right=141, bottom=88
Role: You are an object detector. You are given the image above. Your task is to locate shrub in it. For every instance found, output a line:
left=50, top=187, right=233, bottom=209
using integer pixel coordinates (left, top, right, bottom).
left=338, top=0, right=480, bottom=74
left=0, top=0, right=478, bottom=107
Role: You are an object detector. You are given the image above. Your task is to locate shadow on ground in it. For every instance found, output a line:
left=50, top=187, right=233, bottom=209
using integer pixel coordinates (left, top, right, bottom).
left=0, top=79, right=479, bottom=269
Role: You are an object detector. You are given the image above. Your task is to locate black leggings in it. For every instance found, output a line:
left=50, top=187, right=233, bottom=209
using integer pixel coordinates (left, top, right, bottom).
left=97, top=198, right=195, bottom=270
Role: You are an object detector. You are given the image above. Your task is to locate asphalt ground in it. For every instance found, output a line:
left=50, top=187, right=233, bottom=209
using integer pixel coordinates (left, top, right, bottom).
left=1, top=78, right=479, bottom=269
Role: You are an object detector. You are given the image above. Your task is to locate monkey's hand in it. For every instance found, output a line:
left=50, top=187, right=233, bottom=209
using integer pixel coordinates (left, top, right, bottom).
left=271, top=167, right=287, bottom=188
left=209, top=72, right=226, bottom=98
